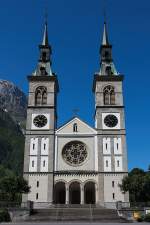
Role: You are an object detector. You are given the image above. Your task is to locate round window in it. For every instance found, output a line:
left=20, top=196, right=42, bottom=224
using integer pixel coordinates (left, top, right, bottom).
left=62, top=141, right=88, bottom=166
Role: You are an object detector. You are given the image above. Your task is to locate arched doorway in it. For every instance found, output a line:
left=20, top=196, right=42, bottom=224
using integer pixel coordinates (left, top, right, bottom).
left=84, top=182, right=96, bottom=204
left=54, top=182, right=66, bottom=204
left=69, top=182, right=81, bottom=204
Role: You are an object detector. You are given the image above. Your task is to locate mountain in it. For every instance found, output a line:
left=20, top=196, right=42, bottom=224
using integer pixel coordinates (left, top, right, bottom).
left=0, top=80, right=27, bottom=175
left=0, top=80, right=27, bottom=123
left=0, top=108, right=25, bottom=175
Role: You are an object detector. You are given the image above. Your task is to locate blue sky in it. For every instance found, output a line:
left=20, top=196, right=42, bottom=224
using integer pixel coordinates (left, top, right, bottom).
left=0, top=0, right=149, bottom=171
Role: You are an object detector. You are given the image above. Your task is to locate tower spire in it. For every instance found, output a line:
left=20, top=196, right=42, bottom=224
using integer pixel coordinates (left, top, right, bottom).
left=42, top=21, right=49, bottom=46
left=32, top=20, right=53, bottom=76
left=102, top=22, right=109, bottom=46
left=99, top=22, right=118, bottom=76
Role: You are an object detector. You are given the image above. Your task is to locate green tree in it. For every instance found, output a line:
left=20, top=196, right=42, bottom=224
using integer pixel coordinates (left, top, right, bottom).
left=120, top=167, right=150, bottom=202
left=0, top=175, right=30, bottom=202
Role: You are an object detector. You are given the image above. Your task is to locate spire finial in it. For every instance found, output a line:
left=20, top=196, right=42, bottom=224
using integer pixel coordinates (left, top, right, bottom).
left=102, top=22, right=109, bottom=46
left=42, top=10, right=49, bottom=46
left=102, top=0, right=109, bottom=45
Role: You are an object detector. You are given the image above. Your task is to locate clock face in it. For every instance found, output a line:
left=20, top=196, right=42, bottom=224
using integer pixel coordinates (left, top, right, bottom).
left=104, top=114, right=118, bottom=128
left=33, top=115, right=47, bottom=128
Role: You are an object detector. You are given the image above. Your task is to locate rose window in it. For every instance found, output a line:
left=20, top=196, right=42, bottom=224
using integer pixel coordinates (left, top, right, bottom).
left=62, top=141, right=88, bottom=166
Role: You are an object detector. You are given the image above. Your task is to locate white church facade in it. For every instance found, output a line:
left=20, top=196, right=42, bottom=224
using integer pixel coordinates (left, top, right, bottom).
left=22, top=21, right=129, bottom=207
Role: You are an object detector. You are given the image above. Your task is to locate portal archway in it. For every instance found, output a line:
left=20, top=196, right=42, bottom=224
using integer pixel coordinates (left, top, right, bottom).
left=84, top=182, right=96, bottom=204
left=54, top=182, right=66, bottom=204
left=69, top=182, right=81, bottom=204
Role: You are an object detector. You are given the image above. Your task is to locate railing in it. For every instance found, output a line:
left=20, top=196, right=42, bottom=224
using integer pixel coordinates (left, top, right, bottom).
left=0, top=201, right=33, bottom=211
left=1, top=201, right=149, bottom=210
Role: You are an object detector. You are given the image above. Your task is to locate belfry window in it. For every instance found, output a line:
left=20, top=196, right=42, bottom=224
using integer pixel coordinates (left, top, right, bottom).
left=40, top=66, right=47, bottom=76
left=35, top=86, right=47, bottom=105
left=42, top=52, right=46, bottom=61
left=105, top=66, right=112, bottom=76
left=73, top=123, right=78, bottom=132
left=103, top=85, right=115, bottom=105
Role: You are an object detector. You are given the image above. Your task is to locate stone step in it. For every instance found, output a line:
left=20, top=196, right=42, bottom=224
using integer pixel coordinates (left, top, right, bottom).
left=26, top=207, right=127, bottom=222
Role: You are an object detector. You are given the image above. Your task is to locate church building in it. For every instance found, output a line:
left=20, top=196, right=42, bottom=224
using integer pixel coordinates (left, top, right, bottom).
left=23, top=21, right=129, bottom=208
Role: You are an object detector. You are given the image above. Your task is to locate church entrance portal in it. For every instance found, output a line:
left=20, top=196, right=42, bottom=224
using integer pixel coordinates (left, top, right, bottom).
left=54, top=182, right=66, bottom=204
left=69, top=182, right=81, bottom=204
left=84, top=182, right=96, bottom=204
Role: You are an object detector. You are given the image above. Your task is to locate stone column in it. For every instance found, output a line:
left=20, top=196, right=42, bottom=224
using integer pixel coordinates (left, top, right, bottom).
left=80, top=184, right=84, bottom=204
left=95, top=184, right=99, bottom=204
left=65, top=184, right=69, bottom=204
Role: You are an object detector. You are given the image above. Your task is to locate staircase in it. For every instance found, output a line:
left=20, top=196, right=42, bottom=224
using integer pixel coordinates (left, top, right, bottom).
left=26, top=205, right=128, bottom=222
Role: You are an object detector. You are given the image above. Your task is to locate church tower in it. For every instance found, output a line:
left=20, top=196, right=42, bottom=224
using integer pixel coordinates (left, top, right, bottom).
left=23, top=22, right=59, bottom=205
left=93, top=22, right=129, bottom=204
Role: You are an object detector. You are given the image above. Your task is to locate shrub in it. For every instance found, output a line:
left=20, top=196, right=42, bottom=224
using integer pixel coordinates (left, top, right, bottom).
left=144, top=213, right=150, bottom=222
left=0, top=208, right=11, bottom=222
left=137, top=217, right=143, bottom=222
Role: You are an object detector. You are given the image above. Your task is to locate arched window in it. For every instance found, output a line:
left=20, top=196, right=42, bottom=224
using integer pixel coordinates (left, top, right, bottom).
left=35, top=86, right=47, bottom=105
left=73, top=123, right=78, bottom=132
left=103, top=85, right=115, bottom=105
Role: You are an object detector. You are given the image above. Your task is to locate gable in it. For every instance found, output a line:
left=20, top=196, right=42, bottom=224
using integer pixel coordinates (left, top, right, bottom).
left=56, top=117, right=96, bottom=134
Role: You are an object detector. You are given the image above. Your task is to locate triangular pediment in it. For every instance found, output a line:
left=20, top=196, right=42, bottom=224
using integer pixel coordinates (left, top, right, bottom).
left=56, top=117, right=96, bottom=134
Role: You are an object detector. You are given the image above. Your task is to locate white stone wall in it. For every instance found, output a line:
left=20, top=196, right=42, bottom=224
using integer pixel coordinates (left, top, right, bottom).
left=55, top=118, right=97, bottom=172
left=55, top=136, right=96, bottom=171
left=28, top=175, right=48, bottom=202
left=104, top=174, right=126, bottom=202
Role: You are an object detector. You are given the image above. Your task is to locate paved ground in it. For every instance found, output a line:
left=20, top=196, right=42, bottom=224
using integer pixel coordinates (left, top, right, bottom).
left=1, top=223, right=148, bottom=225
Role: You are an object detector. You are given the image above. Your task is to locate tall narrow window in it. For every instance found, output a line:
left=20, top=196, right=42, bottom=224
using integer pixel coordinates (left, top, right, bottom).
left=110, top=90, right=115, bottom=105
left=37, top=181, right=39, bottom=187
left=112, top=181, right=115, bottom=188
left=42, top=91, right=47, bottom=105
left=73, top=123, right=78, bottom=132
left=113, top=193, right=115, bottom=200
left=106, top=160, right=108, bottom=167
left=106, top=143, right=108, bottom=150
left=44, top=143, right=46, bottom=150
left=103, top=86, right=115, bottom=105
left=42, top=52, right=47, bottom=61
left=117, top=143, right=119, bottom=150
left=117, top=160, right=120, bottom=167
left=43, top=160, right=46, bottom=167
left=32, top=161, right=34, bottom=167
left=36, top=193, right=38, bottom=200
left=104, top=90, right=109, bottom=105
left=33, top=143, right=35, bottom=150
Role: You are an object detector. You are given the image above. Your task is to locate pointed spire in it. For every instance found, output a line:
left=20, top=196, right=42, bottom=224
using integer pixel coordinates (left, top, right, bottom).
left=42, top=22, right=49, bottom=46
left=102, top=22, right=109, bottom=46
